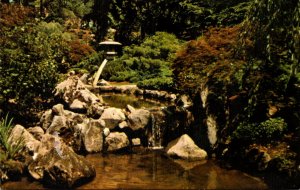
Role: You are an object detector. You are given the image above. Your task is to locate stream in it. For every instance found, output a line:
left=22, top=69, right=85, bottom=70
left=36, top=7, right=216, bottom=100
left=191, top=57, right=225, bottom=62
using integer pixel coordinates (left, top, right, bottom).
left=0, top=94, right=270, bottom=189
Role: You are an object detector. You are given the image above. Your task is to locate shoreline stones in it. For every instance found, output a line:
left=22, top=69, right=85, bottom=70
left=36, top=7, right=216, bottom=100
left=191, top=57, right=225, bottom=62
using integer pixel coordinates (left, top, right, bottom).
left=91, top=84, right=177, bottom=102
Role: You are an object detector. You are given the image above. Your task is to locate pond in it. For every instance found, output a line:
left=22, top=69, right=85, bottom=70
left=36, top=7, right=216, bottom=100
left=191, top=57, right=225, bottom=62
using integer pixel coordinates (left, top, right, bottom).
left=1, top=151, right=268, bottom=189
left=100, top=93, right=169, bottom=109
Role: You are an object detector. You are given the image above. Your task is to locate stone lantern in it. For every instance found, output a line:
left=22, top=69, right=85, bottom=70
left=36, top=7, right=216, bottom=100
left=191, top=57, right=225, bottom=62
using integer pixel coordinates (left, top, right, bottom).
left=92, top=39, right=122, bottom=87
left=99, top=39, right=122, bottom=60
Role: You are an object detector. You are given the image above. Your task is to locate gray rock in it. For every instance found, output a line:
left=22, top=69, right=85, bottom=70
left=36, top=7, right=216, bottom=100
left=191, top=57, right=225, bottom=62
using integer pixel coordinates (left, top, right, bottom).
left=40, top=109, right=53, bottom=131
left=52, top=104, right=65, bottom=116
left=28, top=134, right=95, bottom=188
left=132, top=138, right=141, bottom=146
left=88, top=103, right=104, bottom=118
left=75, top=89, right=100, bottom=105
left=27, top=126, right=44, bottom=141
left=105, top=132, right=129, bottom=152
left=177, top=95, right=192, bottom=108
left=98, top=79, right=110, bottom=86
left=166, top=134, right=207, bottom=161
left=79, top=73, right=89, bottom=84
left=103, top=128, right=110, bottom=137
left=118, top=121, right=128, bottom=129
left=100, top=108, right=126, bottom=129
left=128, top=109, right=151, bottom=131
left=70, top=99, right=87, bottom=111
left=83, top=119, right=105, bottom=153
left=8, top=125, right=40, bottom=154
left=126, top=104, right=136, bottom=113
left=46, top=115, right=68, bottom=135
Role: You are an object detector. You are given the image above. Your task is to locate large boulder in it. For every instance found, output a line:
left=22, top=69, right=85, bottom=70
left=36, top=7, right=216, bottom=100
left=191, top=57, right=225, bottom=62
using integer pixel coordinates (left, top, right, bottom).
left=28, top=134, right=95, bottom=188
left=82, top=119, right=105, bottom=153
left=100, top=108, right=126, bottom=129
left=127, top=109, right=151, bottom=131
left=8, top=125, right=40, bottom=154
left=105, top=132, right=130, bottom=152
left=166, top=134, right=207, bottom=161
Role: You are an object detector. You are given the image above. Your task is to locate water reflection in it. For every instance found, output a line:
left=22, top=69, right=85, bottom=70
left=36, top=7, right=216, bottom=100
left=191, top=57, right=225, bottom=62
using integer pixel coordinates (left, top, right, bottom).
left=100, top=94, right=166, bottom=109
left=1, top=152, right=268, bottom=189
left=79, top=152, right=267, bottom=189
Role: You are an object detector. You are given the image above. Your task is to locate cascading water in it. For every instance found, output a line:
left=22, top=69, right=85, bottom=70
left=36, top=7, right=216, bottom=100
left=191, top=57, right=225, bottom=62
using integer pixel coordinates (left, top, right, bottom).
left=149, top=114, right=163, bottom=150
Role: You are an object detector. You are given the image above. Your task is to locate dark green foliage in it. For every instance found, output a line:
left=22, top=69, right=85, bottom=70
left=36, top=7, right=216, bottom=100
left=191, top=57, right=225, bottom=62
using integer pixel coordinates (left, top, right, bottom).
left=208, top=1, right=251, bottom=26
left=106, top=0, right=251, bottom=43
left=73, top=51, right=105, bottom=74
left=233, top=118, right=287, bottom=144
left=43, top=0, right=93, bottom=21
left=238, top=0, right=300, bottom=122
left=0, top=5, right=68, bottom=118
left=137, top=77, right=173, bottom=91
left=102, top=32, right=181, bottom=90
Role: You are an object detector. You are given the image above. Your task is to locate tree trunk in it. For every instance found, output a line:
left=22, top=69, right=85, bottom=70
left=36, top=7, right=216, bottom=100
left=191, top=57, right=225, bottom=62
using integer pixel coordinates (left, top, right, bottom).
left=1, top=0, right=10, bottom=3
left=40, top=0, right=44, bottom=16
left=93, top=0, right=110, bottom=42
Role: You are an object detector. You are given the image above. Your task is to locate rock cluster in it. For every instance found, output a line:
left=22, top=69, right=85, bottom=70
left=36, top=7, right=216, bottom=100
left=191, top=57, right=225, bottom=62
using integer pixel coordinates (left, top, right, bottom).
left=1, top=76, right=208, bottom=188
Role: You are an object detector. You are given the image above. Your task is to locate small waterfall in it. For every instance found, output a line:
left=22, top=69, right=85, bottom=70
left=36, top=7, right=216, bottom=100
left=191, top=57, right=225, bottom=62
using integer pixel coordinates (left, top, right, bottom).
left=149, top=114, right=163, bottom=150
left=207, top=115, right=218, bottom=149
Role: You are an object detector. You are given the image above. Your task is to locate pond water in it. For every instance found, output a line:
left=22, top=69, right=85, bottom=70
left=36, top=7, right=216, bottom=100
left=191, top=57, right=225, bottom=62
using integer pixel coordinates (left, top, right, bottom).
left=1, top=151, right=268, bottom=189
left=100, top=93, right=169, bottom=109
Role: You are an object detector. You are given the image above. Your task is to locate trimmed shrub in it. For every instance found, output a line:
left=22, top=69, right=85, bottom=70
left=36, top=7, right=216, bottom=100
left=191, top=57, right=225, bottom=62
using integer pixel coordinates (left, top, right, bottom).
left=102, top=32, right=182, bottom=90
left=233, top=117, right=287, bottom=144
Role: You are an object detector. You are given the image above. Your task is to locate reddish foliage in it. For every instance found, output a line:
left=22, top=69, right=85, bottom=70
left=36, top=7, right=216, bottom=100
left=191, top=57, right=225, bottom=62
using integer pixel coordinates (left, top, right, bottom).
left=68, top=40, right=95, bottom=63
left=173, top=25, right=250, bottom=94
left=0, top=3, right=35, bottom=28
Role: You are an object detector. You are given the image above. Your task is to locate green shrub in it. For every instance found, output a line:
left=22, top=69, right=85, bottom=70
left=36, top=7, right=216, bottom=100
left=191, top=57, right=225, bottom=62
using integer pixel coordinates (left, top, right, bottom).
left=233, top=117, right=287, bottom=144
left=0, top=21, right=65, bottom=117
left=137, top=77, right=174, bottom=91
left=102, top=32, right=182, bottom=90
left=0, top=115, right=24, bottom=161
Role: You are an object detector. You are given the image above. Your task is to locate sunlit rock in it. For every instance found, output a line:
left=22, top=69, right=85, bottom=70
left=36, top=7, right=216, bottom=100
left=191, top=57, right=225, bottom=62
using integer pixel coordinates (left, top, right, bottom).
left=132, top=138, right=141, bottom=146
left=118, top=121, right=128, bottom=129
left=52, top=104, right=64, bottom=116
left=103, top=127, right=110, bottom=137
left=100, top=108, right=126, bottom=129
left=70, top=99, right=87, bottom=112
left=105, top=132, right=129, bottom=152
left=126, top=104, right=136, bottom=113
left=128, top=109, right=151, bottom=131
left=166, top=134, right=207, bottom=161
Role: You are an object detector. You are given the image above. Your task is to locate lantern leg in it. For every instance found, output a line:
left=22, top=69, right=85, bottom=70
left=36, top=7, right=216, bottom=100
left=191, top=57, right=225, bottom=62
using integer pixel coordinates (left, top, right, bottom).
left=93, top=59, right=108, bottom=87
